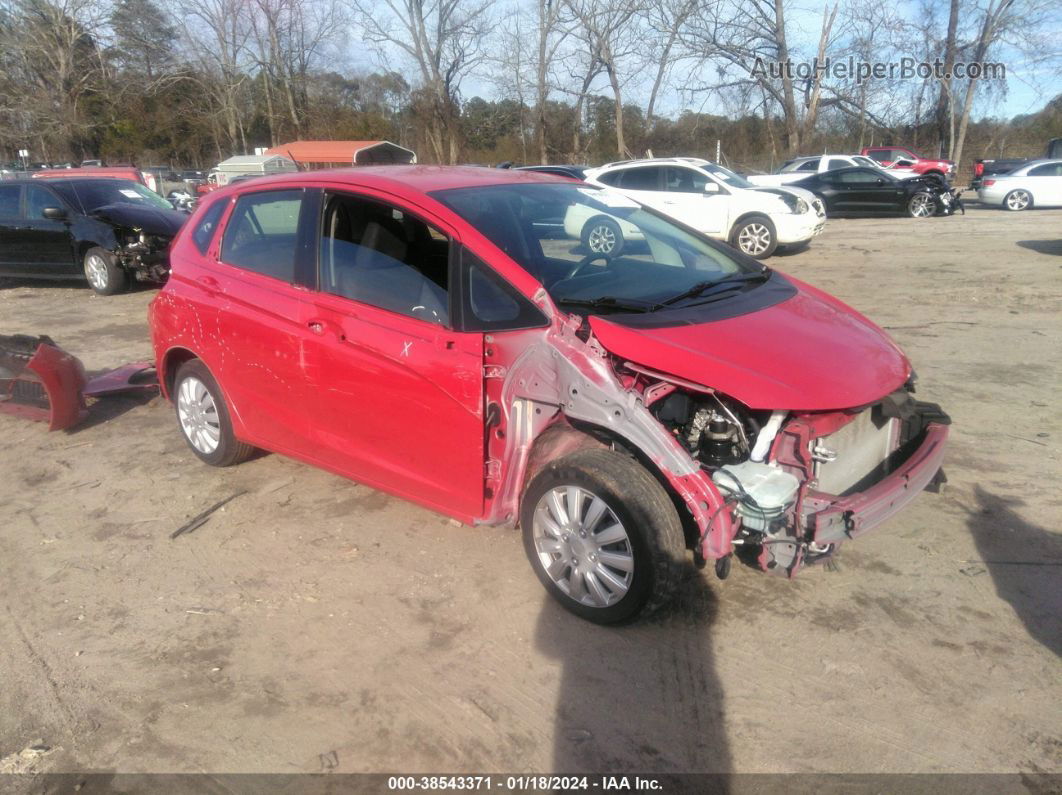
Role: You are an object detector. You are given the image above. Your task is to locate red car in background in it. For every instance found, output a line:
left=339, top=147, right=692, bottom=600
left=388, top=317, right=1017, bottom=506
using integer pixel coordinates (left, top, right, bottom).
left=149, top=167, right=949, bottom=623
left=861, top=146, right=956, bottom=180
left=32, top=166, right=154, bottom=190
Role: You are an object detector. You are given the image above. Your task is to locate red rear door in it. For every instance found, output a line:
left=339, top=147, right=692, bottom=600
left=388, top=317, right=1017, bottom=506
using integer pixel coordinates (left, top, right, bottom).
left=207, top=187, right=313, bottom=454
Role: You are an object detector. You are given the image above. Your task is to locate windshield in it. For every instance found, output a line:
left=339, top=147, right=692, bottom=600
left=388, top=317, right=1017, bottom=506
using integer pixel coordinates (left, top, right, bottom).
left=54, top=179, right=174, bottom=212
left=699, top=163, right=756, bottom=190
left=431, top=183, right=760, bottom=314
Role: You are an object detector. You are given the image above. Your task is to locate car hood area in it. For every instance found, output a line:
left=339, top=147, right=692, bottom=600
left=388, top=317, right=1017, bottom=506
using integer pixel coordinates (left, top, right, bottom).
left=92, top=203, right=188, bottom=237
left=588, top=280, right=910, bottom=411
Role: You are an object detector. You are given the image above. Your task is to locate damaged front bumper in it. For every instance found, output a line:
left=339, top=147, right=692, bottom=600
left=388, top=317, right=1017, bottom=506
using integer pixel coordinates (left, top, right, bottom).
left=806, top=422, right=949, bottom=544
left=704, top=397, right=951, bottom=575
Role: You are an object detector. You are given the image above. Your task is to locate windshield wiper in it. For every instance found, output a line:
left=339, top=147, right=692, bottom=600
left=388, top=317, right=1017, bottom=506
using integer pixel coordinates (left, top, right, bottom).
left=555, top=296, right=656, bottom=314
left=658, top=268, right=771, bottom=307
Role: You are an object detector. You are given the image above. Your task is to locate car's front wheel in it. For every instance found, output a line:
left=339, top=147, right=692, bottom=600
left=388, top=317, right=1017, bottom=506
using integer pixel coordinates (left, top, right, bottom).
left=730, top=215, right=777, bottom=258
left=521, top=449, right=685, bottom=624
left=173, top=359, right=254, bottom=467
left=907, top=192, right=936, bottom=218
left=83, top=247, right=129, bottom=296
left=1004, top=189, right=1032, bottom=211
left=581, top=217, right=624, bottom=256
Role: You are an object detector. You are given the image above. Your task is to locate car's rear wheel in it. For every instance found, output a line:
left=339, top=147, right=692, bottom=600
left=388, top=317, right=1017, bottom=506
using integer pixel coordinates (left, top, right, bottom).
left=581, top=217, right=624, bottom=256
left=173, top=359, right=253, bottom=467
left=83, top=247, right=128, bottom=296
left=521, top=449, right=685, bottom=624
left=730, top=215, right=777, bottom=258
left=1004, top=189, right=1032, bottom=211
left=907, top=192, right=935, bottom=218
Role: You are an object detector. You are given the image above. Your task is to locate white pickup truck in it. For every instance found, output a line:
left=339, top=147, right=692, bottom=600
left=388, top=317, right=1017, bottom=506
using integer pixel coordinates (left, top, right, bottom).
left=747, top=155, right=893, bottom=186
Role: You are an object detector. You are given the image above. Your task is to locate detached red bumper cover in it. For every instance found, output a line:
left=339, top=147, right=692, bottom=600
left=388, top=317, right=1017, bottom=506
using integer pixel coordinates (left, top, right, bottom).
left=0, top=334, right=157, bottom=431
left=808, top=422, right=950, bottom=544
left=0, top=335, right=88, bottom=431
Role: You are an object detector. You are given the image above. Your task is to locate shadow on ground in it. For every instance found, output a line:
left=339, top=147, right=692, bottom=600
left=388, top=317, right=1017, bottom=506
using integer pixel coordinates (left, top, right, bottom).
left=537, top=565, right=731, bottom=782
left=1016, top=240, right=1062, bottom=256
left=967, top=486, right=1062, bottom=657
left=67, top=389, right=156, bottom=434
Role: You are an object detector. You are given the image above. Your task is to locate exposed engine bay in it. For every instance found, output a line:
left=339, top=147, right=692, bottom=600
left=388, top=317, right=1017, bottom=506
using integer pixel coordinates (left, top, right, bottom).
left=116, top=228, right=173, bottom=282
left=642, top=373, right=951, bottom=576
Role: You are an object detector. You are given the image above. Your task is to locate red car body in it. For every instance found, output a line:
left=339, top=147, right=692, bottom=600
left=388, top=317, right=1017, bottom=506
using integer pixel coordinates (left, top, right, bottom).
left=860, top=146, right=956, bottom=179
left=33, top=167, right=151, bottom=188
left=149, top=167, right=948, bottom=597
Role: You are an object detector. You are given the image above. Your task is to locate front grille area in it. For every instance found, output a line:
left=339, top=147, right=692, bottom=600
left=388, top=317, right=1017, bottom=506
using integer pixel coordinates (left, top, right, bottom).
left=813, top=408, right=900, bottom=496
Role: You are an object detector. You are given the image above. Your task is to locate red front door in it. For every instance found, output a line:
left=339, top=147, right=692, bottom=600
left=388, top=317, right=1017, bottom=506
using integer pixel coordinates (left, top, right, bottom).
left=300, top=295, right=484, bottom=520
left=297, top=189, right=485, bottom=520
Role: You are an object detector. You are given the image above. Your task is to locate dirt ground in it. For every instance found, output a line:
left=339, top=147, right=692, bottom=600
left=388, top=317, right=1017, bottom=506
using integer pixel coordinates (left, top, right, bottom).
left=1, top=200, right=1059, bottom=780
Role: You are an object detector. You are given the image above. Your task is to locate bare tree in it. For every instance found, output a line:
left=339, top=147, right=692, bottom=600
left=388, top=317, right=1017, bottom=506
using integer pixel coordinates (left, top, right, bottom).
left=644, top=0, right=697, bottom=126
left=0, top=0, right=107, bottom=159
left=564, top=0, right=644, bottom=158
left=180, top=0, right=254, bottom=153
left=350, top=0, right=491, bottom=163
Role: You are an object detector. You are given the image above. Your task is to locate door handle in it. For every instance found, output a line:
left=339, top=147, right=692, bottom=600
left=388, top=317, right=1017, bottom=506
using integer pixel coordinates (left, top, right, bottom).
left=306, top=318, right=345, bottom=340
left=197, top=275, right=220, bottom=292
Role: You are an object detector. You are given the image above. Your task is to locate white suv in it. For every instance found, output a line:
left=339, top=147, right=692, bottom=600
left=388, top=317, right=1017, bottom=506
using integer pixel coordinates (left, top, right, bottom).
left=580, top=158, right=825, bottom=258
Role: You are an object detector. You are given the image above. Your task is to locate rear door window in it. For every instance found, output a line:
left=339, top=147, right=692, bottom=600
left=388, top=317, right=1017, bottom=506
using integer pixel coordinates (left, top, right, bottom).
left=619, top=167, right=663, bottom=191
left=192, top=199, right=228, bottom=254
left=0, top=185, right=21, bottom=217
left=797, top=158, right=821, bottom=171
left=220, top=189, right=304, bottom=281
left=1028, top=163, right=1062, bottom=177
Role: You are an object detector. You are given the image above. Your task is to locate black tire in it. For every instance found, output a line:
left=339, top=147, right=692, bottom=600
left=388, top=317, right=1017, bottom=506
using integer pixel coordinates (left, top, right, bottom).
left=520, top=448, right=685, bottom=624
left=1003, top=189, right=1032, bottom=212
left=173, top=359, right=254, bottom=467
left=82, top=246, right=129, bottom=296
left=581, top=216, right=625, bottom=256
left=729, top=215, right=777, bottom=259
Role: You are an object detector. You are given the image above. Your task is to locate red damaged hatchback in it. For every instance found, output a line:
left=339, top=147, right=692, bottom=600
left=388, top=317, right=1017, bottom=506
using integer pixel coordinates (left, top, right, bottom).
left=150, top=167, right=949, bottom=623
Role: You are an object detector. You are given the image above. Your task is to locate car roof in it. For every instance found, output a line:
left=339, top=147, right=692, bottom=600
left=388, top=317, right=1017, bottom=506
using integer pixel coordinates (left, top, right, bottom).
left=0, top=177, right=140, bottom=187
left=593, top=157, right=712, bottom=171
left=212, top=165, right=576, bottom=197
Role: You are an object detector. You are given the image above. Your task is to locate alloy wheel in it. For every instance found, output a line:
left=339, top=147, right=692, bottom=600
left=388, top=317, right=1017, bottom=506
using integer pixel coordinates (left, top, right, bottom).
left=177, top=376, right=221, bottom=454
left=909, top=193, right=934, bottom=217
left=587, top=224, right=617, bottom=254
left=1006, top=190, right=1030, bottom=211
left=737, top=223, right=771, bottom=256
left=532, top=485, right=634, bottom=608
left=85, top=254, right=109, bottom=291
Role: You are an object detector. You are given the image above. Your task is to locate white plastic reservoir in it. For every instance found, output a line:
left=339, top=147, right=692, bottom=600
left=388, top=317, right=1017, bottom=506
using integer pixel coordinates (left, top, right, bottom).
left=712, top=461, right=800, bottom=532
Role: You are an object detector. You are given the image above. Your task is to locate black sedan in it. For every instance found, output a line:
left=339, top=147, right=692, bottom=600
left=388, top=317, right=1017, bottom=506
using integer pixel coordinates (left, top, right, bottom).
left=789, top=167, right=960, bottom=218
left=0, top=178, right=188, bottom=295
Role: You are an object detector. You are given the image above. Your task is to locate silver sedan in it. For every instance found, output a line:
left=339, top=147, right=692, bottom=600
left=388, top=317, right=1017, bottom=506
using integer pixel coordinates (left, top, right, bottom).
left=977, top=159, right=1062, bottom=210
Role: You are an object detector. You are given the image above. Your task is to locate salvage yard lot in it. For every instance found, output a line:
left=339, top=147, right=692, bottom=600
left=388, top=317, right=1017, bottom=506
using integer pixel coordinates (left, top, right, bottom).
left=1, top=203, right=1059, bottom=776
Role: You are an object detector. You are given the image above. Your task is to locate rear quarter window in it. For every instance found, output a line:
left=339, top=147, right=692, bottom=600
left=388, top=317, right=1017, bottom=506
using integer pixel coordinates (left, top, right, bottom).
left=192, top=199, right=228, bottom=255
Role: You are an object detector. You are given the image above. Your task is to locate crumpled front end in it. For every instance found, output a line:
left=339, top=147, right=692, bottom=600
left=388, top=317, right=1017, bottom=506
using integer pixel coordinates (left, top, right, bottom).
left=755, top=394, right=951, bottom=574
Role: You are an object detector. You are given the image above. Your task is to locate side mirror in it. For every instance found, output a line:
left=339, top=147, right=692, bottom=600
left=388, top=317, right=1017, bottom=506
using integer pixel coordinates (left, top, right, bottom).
left=42, top=206, right=67, bottom=220
left=703, top=182, right=720, bottom=194
left=876, top=178, right=885, bottom=185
